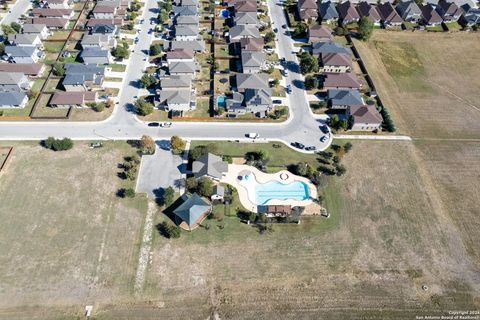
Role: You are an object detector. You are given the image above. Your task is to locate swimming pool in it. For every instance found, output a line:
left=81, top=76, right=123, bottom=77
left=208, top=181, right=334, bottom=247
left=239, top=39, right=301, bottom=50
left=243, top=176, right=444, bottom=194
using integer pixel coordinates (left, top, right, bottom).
left=216, top=95, right=226, bottom=107
left=219, top=9, right=230, bottom=18
left=255, top=180, right=309, bottom=204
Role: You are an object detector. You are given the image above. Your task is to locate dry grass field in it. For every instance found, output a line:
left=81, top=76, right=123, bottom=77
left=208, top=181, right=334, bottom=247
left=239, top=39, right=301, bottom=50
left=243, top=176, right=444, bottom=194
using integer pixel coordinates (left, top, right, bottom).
left=0, top=142, right=148, bottom=319
left=93, top=141, right=479, bottom=319
left=354, top=32, right=480, bottom=139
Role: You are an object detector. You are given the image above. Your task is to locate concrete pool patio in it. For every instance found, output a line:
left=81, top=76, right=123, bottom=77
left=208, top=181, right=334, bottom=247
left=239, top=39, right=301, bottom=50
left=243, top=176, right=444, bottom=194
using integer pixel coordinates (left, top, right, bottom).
left=222, top=164, right=318, bottom=213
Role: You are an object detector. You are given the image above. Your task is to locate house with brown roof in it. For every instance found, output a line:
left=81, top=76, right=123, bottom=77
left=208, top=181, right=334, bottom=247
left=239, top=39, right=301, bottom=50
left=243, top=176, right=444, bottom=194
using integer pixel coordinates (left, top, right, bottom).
left=239, top=37, right=264, bottom=51
left=420, top=4, right=443, bottom=25
left=31, top=8, right=74, bottom=19
left=234, top=0, right=256, bottom=13
left=337, top=1, right=360, bottom=25
left=0, top=63, right=45, bottom=77
left=320, top=52, right=352, bottom=73
left=436, top=0, right=464, bottom=22
left=86, top=18, right=123, bottom=28
left=322, top=72, right=362, bottom=90
left=347, top=104, right=383, bottom=131
left=307, top=25, right=333, bottom=44
left=297, top=0, right=319, bottom=22
left=24, top=18, right=69, bottom=29
left=356, top=1, right=381, bottom=25
left=50, top=91, right=97, bottom=108
left=377, top=2, right=403, bottom=27
left=92, top=5, right=118, bottom=19
left=165, top=48, right=195, bottom=63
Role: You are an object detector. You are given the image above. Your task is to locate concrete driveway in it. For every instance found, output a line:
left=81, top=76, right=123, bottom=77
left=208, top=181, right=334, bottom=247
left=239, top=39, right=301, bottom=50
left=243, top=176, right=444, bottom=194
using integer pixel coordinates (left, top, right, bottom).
left=136, top=140, right=184, bottom=199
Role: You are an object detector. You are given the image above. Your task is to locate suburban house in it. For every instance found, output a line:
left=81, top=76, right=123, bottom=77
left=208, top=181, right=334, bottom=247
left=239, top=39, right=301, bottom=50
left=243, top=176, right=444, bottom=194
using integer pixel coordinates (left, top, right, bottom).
left=4, top=46, right=44, bottom=63
left=234, top=11, right=258, bottom=26
left=21, top=23, right=50, bottom=39
left=31, top=8, right=74, bottom=19
left=228, top=25, right=261, bottom=42
left=192, top=153, right=228, bottom=180
left=80, top=34, right=116, bottom=49
left=319, top=1, right=339, bottom=23
left=312, top=41, right=350, bottom=56
left=461, top=7, right=480, bottom=26
left=40, top=0, right=71, bottom=9
left=170, top=40, right=206, bottom=52
left=328, top=89, right=364, bottom=109
left=24, top=18, right=69, bottom=29
left=337, top=1, right=360, bottom=25
left=211, top=185, right=225, bottom=201
left=0, top=72, right=31, bottom=92
left=435, top=0, right=464, bottom=21
left=176, top=15, right=199, bottom=25
left=174, top=24, right=199, bottom=41
left=87, top=18, right=123, bottom=28
left=92, top=5, right=118, bottom=19
left=297, top=0, right=319, bottom=22
left=0, top=92, right=29, bottom=108
left=307, top=25, right=333, bottom=43
left=7, top=34, right=43, bottom=48
left=356, top=1, right=381, bottom=25
left=173, top=5, right=198, bottom=16
left=243, top=88, right=272, bottom=115
left=320, top=52, right=352, bottom=73
left=347, top=104, right=383, bottom=131
left=157, top=75, right=193, bottom=112
left=173, top=193, right=211, bottom=231
left=235, top=73, right=269, bottom=92
left=322, top=72, right=362, bottom=90
left=62, top=64, right=105, bottom=91
left=174, top=0, right=198, bottom=7
left=0, top=63, right=45, bottom=77
left=165, top=48, right=195, bottom=63
left=234, top=0, right=257, bottom=14
left=241, top=51, right=266, bottom=74
left=395, top=0, right=422, bottom=22
left=97, top=0, right=131, bottom=10
left=168, top=60, right=197, bottom=75
left=90, top=24, right=118, bottom=35
left=377, top=2, right=403, bottom=26
left=420, top=4, right=443, bottom=25
left=80, top=47, right=111, bottom=64
left=49, top=91, right=97, bottom=108
left=235, top=37, right=264, bottom=54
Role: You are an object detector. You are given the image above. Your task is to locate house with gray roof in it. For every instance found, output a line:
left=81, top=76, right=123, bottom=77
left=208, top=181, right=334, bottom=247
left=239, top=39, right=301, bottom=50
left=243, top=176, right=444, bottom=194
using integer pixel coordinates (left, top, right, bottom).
left=461, top=7, right=480, bottom=26
left=7, top=34, right=43, bottom=48
left=173, top=193, right=211, bottom=231
left=395, top=0, right=422, bottom=22
left=174, top=24, right=199, bottom=41
left=228, top=25, right=260, bottom=42
left=21, top=23, right=50, bottom=39
left=176, top=15, right=199, bottom=25
left=0, top=92, right=29, bottom=108
left=312, top=41, right=350, bottom=56
left=160, top=75, right=192, bottom=90
left=236, top=73, right=269, bottom=92
left=170, top=40, right=206, bottom=52
left=81, top=34, right=116, bottom=49
left=80, top=47, right=111, bottom=64
left=62, top=64, right=105, bottom=91
left=308, top=25, right=333, bottom=43
left=319, top=1, right=339, bottom=23
left=241, top=51, right=266, bottom=74
left=157, top=89, right=192, bottom=111
left=192, top=153, right=228, bottom=180
left=328, top=89, right=364, bottom=109
left=168, top=60, right=197, bottom=75
left=211, top=185, right=225, bottom=201
left=90, top=24, right=118, bottom=35
left=4, top=46, right=44, bottom=63
left=0, top=72, right=31, bottom=92
left=436, top=0, right=464, bottom=22
left=244, top=88, right=272, bottom=115
left=173, top=5, right=197, bottom=16
left=377, top=2, right=403, bottom=26
left=420, top=3, right=443, bottom=25
left=234, top=11, right=258, bottom=26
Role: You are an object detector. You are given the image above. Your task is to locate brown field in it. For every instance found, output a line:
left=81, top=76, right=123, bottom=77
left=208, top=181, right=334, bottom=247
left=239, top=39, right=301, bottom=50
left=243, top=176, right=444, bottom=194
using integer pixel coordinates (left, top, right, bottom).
left=354, top=31, right=480, bottom=139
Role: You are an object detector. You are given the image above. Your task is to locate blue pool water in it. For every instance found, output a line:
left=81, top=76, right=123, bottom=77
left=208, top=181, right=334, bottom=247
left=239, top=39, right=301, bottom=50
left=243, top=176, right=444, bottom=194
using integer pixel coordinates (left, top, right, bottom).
left=219, top=9, right=230, bottom=18
left=216, top=95, right=226, bottom=107
left=255, top=180, right=309, bottom=205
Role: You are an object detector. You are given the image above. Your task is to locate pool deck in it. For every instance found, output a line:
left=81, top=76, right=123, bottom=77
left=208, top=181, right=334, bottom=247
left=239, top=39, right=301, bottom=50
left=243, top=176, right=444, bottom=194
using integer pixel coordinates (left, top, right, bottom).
left=221, top=164, right=318, bottom=213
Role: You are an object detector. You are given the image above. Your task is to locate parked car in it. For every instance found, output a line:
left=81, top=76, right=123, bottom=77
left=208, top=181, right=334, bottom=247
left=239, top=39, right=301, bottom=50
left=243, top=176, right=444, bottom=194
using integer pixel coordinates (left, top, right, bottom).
left=89, top=142, right=103, bottom=149
left=319, top=125, right=329, bottom=134
left=246, top=133, right=259, bottom=138
left=160, top=122, right=172, bottom=127
left=273, top=28, right=278, bottom=33
left=283, top=69, right=289, bottom=77
left=320, top=136, right=327, bottom=142
left=291, top=142, right=305, bottom=149
left=272, top=99, right=282, bottom=104
left=148, top=122, right=160, bottom=127
left=305, top=146, right=316, bottom=151
left=282, top=24, right=287, bottom=29
left=286, top=84, right=291, bottom=93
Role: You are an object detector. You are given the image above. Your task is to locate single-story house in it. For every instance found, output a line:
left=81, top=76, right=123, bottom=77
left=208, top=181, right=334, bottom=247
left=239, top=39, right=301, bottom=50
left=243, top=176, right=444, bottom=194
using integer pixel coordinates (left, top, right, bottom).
left=356, top=1, right=381, bottom=25
left=192, top=153, right=229, bottom=180
left=92, top=5, right=118, bottom=19
left=0, top=92, right=29, bottom=108
left=297, top=0, right=319, bottom=22
left=172, top=5, right=198, bottom=16
left=156, top=89, right=192, bottom=111
left=320, top=52, right=352, bottom=73
left=238, top=37, right=264, bottom=52
left=461, top=7, right=480, bottom=26
left=319, top=1, right=339, bottom=23
left=377, top=2, right=403, bottom=26
left=40, top=0, right=71, bottom=9
left=0, top=63, right=45, bottom=77
left=7, top=34, right=43, bottom=48
left=420, top=4, right=443, bottom=25
left=228, top=25, right=261, bottom=42
left=173, top=193, right=211, bottom=231
left=395, top=0, right=422, bottom=22
left=347, top=104, right=383, bottom=131
left=21, top=23, right=50, bottom=39
left=0, top=72, right=31, bottom=92
left=322, top=72, right=362, bottom=90
left=90, top=24, right=118, bottom=35
left=328, top=88, right=364, bottom=109
left=86, top=18, right=123, bottom=28
left=24, top=17, right=69, bottom=29
left=435, top=0, right=464, bottom=22
left=337, top=1, right=360, bottom=25
left=174, top=24, right=199, bottom=41
left=4, top=46, right=44, bottom=63
left=312, top=41, right=350, bottom=56
left=307, top=25, right=333, bottom=44
left=176, top=15, right=199, bottom=25
left=170, top=40, right=206, bottom=52
left=234, top=11, right=258, bottom=26
left=49, top=91, right=97, bottom=108
left=31, top=8, right=74, bottom=19
left=62, top=64, right=105, bottom=91
left=80, top=47, right=111, bottom=64
left=81, top=34, right=116, bottom=49
left=234, top=0, right=257, bottom=13
left=165, top=48, right=195, bottom=63
left=168, top=60, right=197, bottom=75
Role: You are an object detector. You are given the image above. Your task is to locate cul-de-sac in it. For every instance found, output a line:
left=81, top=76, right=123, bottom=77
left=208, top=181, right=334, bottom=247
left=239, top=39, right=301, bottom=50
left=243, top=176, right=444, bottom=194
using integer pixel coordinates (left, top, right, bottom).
left=0, top=0, right=479, bottom=317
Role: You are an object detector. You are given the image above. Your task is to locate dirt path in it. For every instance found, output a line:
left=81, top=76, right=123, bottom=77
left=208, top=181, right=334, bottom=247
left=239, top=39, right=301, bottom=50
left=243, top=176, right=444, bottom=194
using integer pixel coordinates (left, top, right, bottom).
left=134, top=200, right=156, bottom=295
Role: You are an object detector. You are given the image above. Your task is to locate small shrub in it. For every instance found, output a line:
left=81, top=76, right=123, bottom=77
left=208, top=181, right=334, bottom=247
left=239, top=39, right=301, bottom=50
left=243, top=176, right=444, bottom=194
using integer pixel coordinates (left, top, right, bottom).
left=42, top=137, right=73, bottom=151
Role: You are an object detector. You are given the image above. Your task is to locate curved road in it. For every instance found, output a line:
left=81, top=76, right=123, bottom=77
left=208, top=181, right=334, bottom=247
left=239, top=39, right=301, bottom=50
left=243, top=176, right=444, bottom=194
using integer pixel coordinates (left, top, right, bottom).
left=0, top=0, right=332, bottom=152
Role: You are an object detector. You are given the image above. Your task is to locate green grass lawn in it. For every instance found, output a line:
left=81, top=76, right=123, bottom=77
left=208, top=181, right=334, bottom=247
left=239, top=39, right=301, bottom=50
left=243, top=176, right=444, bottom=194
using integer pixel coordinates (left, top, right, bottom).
left=184, top=98, right=211, bottom=117
left=43, top=41, right=66, bottom=53
left=104, top=77, right=123, bottom=82
left=108, top=64, right=127, bottom=72
left=426, top=24, right=445, bottom=32
left=444, top=21, right=462, bottom=31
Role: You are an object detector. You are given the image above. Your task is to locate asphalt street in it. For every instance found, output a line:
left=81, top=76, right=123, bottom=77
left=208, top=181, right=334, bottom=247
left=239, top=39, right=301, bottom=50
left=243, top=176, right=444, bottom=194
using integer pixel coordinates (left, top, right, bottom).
left=0, top=0, right=31, bottom=33
left=0, top=0, right=333, bottom=152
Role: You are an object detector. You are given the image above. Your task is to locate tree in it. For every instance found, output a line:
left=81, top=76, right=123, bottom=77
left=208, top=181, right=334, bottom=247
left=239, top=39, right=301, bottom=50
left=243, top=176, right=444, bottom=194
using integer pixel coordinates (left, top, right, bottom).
left=139, top=135, right=156, bottom=154
left=335, top=163, right=347, bottom=176
left=27, top=89, right=39, bottom=100
left=93, top=102, right=106, bottom=112
left=185, top=177, right=198, bottom=192
left=344, top=142, right=353, bottom=152
left=299, top=52, right=319, bottom=74
left=339, top=119, right=348, bottom=131
left=140, top=74, right=157, bottom=88
left=43, top=137, right=73, bottom=151
left=1, top=24, right=15, bottom=35
left=358, top=17, right=374, bottom=41
left=162, top=187, right=175, bottom=206
left=327, top=115, right=340, bottom=130
left=149, top=43, right=162, bottom=56
left=293, top=22, right=307, bottom=37
left=160, top=221, right=180, bottom=238
left=304, top=75, right=319, bottom=90
left=112, top=43, right=129, bottom=60
left=52, top=62, right=65, bottom=76
left=272, top=78, right=280, bottom=87
left=264, top=31, right=275, bottom=43
left=118, top=188, right=135, bottom=198
left=10, top=22, right=21, bottom=33
left=198, top=177, right=213, bottom=197
left=158, top=9, right=168, bottom=24
left=134, top=97, right=154, bottom=116
left=0, top=43, right=5, bottom=55
left=170, top=135, right=186, bottom=154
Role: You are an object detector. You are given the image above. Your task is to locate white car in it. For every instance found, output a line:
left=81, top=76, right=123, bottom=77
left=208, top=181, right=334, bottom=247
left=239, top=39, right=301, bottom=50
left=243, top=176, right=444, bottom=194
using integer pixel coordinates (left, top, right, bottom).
left=160, top=122, right=172, bottom=128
